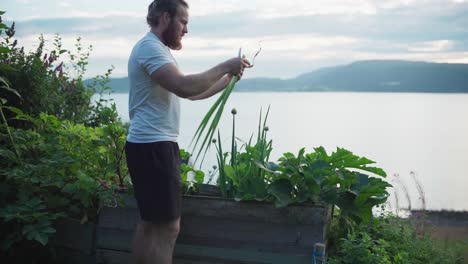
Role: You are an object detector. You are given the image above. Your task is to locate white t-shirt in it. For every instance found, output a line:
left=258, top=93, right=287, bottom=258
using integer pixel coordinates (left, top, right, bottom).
left=126, top=32, right=180, bottom=143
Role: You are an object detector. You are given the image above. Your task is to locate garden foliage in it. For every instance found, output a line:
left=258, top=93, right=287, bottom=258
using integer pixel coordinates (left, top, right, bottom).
left=0, top=12, right=133, bottom=259
left=1, top=10, right=465, bottom=264
left=216, top=107, right=391, bottom=227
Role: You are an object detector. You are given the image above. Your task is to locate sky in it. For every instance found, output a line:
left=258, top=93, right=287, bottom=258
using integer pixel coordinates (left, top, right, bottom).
left=3, top=0, right=468, bottom=79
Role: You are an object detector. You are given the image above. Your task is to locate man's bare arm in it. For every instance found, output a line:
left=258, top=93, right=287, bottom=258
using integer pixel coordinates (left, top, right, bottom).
left=151, top=58, right=249, bottom=98
left=187, top=75, right=233, bottom=101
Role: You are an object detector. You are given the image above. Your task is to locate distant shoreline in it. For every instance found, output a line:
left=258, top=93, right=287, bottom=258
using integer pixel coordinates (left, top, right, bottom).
left=90, top=60, right=468, bottom=94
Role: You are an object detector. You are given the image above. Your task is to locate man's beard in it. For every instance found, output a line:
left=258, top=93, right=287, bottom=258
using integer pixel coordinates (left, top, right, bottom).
left=163, top=21, right=182, bottom=50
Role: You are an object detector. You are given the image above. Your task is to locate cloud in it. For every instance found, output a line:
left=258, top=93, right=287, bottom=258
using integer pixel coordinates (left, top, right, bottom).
left=5, top=0, right=468, bottom=79
left=408, top=40, right=455, bottom=52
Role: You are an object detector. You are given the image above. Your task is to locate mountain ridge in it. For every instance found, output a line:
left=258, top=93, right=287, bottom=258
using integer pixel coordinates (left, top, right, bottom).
left=94, top=60, right=468, bottom=93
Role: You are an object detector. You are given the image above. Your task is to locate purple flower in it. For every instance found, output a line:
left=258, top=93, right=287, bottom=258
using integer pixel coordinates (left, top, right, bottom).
left=12, top=40, right=17, bottom=48
left=0, top=16, right=3, bottom=24
left=49, top=54, right=56, bottom=63
left=6, top=22, right=15, bottom=37
left=54, top=62, right=63, bottom=72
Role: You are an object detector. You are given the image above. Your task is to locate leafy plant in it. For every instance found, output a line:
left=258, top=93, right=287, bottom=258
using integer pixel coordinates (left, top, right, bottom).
left=264, top=146, right=391, bottom=224
left=329, top=213, right=466, bottom=264
left=179, top=149, right=205, bottom=193
left=328, top=232, right=392, bottom=264
left=0, top=109, right=130, bottom=257
left=0, top=11, right=133, bottom=262
left=219, top=107, right=272, bottom=201
left=0, top=15, right=113, bottom=127
left=210, top=105, right=393, bottom=256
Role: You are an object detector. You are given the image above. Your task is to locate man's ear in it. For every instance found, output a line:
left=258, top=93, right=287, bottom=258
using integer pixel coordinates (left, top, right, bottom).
left=161, top=12, right=171, bottom=27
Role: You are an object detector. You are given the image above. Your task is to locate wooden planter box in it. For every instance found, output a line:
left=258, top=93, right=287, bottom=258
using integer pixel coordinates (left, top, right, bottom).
left=52, top=219, right=97, bottom=264
left=95, top=194, right=331, bottom=264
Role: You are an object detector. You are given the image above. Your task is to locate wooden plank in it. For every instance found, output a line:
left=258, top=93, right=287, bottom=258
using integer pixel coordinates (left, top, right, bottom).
left=96, top=244, right=312, bottom=264
left=99, top=196, right=330, bottom=230
left=52, top=219, right=96, bottom=254
left=96, top=249, right=249, bottom=264
left=182, top=196, right=328, bottom=225
left=179, top=215, right=324, bottom=253
left=96, top=249, right=130, bottom=264
left=97, top=215, right=324, bottom=254
left=96, top=248, right=233, bottom=264
left=175, top=244, right=311, bottom=264
left=54, top=247, right=96, bottom=264
left=98, top=206, right=139, bottom=230
left=96, top=249, right=246, bottom=264
left=96, top=227, right=133, bottom=252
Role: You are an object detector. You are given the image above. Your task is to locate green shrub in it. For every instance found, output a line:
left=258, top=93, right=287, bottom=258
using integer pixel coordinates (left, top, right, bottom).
left=0, top=111, right=129, bottom=253
left=0, top=13, right=112, bottom=127
left=329, top=214, right=466, bottom=264
left=0, top=11, right=129, bottom=261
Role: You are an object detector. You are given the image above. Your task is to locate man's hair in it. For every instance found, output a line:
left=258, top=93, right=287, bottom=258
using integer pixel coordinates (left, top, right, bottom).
left=146, top=0, right=189, bottom=27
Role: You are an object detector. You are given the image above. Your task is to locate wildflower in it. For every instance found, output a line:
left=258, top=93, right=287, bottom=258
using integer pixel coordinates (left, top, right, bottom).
left=231, top=108, right=237, bottom=115
left=6, top=22, right=15, bottom=37
left=43, top=53, right=48, bottom=61
left=54, top=62, right=63, bottom=72
left=12, top=39, right=17, bottom=48
left=19, top=47, right=24, bottom=54
left=49, top=54, right=55, bottom=63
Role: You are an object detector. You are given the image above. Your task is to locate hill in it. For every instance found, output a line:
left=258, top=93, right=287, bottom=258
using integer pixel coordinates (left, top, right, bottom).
left=92, top=60, right=468, bottom=93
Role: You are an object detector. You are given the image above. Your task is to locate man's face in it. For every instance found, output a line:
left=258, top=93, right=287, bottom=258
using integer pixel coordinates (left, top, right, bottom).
left=163, top=6, right=188, bottom=50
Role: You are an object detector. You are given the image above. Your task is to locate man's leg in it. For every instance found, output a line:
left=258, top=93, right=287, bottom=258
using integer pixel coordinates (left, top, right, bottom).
left=133, top=217, right=180, bottom=264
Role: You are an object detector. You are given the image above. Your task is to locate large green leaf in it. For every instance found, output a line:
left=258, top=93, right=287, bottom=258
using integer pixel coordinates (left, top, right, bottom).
left=223, top=165, right=238, bottom=185
left=0, top=64, right=15, bottom=71
left=194, top=170, right=205, bottom=184
left=0, top=83, right=21, bottom=99
left=0, top=47, right=10, bottom=54
left=352, top=174, right=391, bottom=206
left=0, top=149, right=16, bottom=160
left=33, top=232, right=49, bottom=246
left=268, top=179, right=294, bottom=208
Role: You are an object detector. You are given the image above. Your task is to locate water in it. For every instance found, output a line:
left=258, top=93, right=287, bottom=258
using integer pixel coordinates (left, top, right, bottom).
left=95, top=92, right=468, bottom=211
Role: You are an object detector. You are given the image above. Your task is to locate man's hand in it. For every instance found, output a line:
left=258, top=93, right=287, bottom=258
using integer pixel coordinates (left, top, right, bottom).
left=223, top=57, right=252, bottom=79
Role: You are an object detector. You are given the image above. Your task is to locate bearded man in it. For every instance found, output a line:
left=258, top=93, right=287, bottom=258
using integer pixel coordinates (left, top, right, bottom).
left=125, top=0, right=251, bottom=263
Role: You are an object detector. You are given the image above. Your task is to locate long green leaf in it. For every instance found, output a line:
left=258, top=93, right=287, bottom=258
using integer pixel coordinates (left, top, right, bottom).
left=192, top=76, right=238, bottom=164
left=190, top=89, right=225, bottom=146
left=191, top=48, right=243, bottom=165
left=0, top=78, right=21, bottom=99
left=190, top=78, right=232, bottom=150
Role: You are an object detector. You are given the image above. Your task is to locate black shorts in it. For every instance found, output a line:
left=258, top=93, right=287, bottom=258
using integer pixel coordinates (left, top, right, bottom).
left=125, top=141, right=182, bottom=223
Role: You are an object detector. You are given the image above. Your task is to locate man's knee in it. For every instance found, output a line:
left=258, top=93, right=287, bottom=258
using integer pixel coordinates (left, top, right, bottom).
left=165, top=218, right=180, bottom=237
left=140, top=218, right=180, bottom=238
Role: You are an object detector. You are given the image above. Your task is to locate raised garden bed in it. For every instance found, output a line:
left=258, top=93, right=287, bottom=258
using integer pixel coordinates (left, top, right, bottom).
left=95, top=191, right=331, bottom=264
left=52, top=219, right=97, bottom=264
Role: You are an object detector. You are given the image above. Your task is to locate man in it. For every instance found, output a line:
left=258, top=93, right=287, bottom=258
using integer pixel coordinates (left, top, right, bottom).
left=125, top=0, right=251, bottom=263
